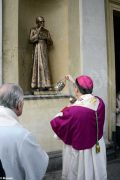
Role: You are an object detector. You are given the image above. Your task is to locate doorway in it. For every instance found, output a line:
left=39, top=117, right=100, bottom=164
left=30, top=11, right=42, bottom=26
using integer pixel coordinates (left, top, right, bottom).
left=113, top=10, right=120, bottom=95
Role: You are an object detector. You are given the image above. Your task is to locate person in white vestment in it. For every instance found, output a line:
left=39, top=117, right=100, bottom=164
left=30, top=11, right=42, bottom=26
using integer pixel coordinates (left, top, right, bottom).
left=50, top=75, right=107, bottom=180
left=0, top=83, right=48, bottom=180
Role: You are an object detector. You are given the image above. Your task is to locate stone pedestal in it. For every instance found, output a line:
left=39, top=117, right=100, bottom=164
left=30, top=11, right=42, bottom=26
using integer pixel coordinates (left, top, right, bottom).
left=32, top=90, right=58, bottom=96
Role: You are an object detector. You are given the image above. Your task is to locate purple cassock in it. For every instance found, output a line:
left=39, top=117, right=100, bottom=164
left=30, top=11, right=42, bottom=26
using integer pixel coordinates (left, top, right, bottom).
left=50, top=97, right=105, bottom=150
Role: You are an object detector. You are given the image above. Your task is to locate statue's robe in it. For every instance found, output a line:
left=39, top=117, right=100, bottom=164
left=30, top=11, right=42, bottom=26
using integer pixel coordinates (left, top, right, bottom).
left=30, top=27, right=53, bottom=89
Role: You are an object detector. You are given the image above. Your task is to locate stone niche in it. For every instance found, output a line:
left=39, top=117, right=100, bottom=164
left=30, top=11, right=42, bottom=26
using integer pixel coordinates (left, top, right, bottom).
left=3, top=0, right=80, bottom=153
left=18, top=0, right=80, bottom=93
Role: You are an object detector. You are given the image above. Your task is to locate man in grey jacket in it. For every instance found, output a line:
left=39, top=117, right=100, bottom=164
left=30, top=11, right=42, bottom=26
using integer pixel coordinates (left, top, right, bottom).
left=0, top=83, right=48, bottom=180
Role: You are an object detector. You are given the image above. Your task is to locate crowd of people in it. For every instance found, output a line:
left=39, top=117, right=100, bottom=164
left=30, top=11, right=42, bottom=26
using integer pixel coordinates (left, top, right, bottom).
left=0, top=74, right=107, bottom=180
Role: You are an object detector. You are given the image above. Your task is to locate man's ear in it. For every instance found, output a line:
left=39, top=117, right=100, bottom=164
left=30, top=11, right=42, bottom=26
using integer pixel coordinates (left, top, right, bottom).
left=13, top=105, right=19, bottom=116
left=14, top=101, right=23, bottom=116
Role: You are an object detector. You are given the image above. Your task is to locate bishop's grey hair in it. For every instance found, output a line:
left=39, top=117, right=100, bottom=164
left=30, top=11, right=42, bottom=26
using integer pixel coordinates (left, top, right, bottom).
left=0, top=84, right=24, bottom=109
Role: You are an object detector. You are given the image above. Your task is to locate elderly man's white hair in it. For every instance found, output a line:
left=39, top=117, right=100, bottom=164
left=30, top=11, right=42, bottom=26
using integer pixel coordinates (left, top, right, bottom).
left=0, top=83, right=23, bottom=109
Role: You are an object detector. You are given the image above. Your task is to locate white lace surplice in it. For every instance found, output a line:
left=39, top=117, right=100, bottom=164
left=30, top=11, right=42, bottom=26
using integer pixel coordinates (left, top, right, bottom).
left=60, top=94, right=107, bottom=180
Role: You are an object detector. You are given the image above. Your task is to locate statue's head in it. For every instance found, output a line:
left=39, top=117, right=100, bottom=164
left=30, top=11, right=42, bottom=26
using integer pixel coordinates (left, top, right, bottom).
left=36, top=16, right=45, bottom=28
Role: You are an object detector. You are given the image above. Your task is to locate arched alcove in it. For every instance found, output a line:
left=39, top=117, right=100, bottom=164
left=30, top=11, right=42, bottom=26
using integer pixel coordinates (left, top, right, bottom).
left=18, top=0, right=80, bottom=93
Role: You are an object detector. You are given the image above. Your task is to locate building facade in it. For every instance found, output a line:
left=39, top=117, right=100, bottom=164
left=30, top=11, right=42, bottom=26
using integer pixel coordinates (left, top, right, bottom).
left=1, top=0, right=119, bottom=170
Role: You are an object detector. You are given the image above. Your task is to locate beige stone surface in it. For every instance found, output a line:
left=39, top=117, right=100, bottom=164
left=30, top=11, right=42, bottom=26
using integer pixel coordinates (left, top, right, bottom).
left=3, top=0, right=19, bottom=83
left=20, top=98, right=69, bottom=152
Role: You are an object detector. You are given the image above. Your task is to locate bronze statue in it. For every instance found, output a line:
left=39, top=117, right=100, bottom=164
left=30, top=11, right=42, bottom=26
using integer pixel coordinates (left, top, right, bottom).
left=29, top=16, right=53, bottom=90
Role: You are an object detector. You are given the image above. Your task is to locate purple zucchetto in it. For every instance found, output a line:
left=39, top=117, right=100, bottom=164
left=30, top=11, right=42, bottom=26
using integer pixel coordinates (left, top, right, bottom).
left=76, top=75, right=93, bottom=89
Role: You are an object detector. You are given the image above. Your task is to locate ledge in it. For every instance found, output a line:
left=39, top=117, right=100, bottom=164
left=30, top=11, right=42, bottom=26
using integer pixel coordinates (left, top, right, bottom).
left=24, top=94, right=71, bottom=100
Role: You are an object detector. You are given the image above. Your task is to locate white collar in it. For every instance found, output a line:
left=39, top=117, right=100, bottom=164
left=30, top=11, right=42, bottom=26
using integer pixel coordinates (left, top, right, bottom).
left=73, top=94, right=99, bottom=111
left=78, top=94, right=94, bottom=101
left=0, top=106, right=19, bottom=126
